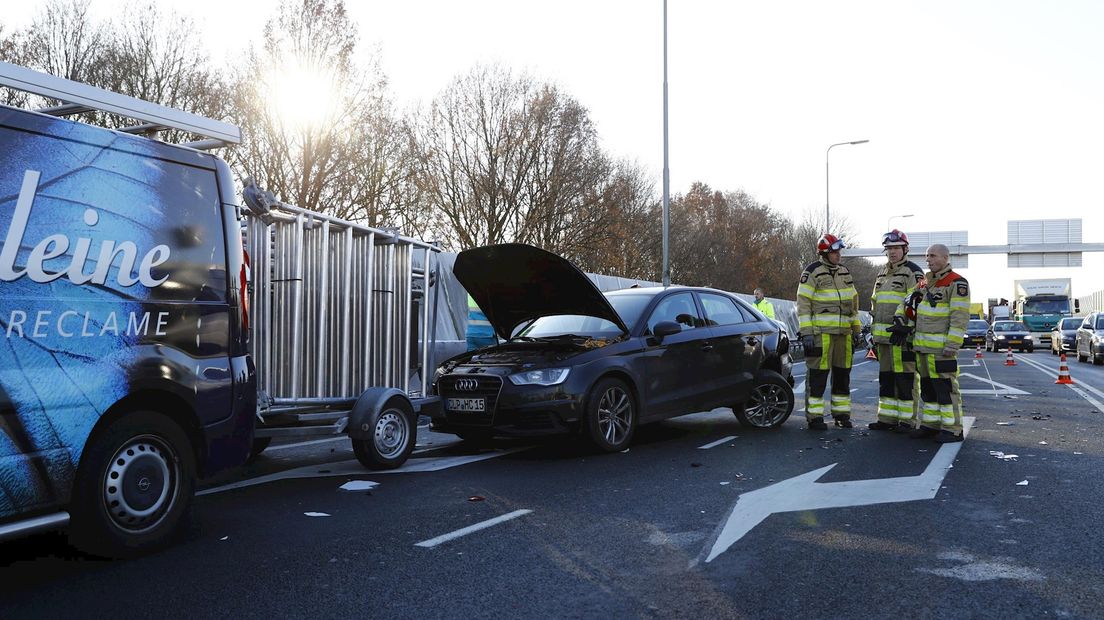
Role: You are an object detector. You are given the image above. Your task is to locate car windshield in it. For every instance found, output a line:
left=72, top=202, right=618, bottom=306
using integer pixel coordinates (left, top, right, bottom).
left=994, top=322, right=1027, bottom=332
left=519, top=294, right=651, bottom=338
left=1060, top=318, right=1081, bottom=329
left=1023, top=299, right=1070, bottom=314
left=967, top=320, right=988, bottom=330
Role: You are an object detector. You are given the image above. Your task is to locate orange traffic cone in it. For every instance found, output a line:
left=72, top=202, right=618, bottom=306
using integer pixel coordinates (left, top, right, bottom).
left=865, top=346, right=877, bottom=360
left=975, top=344, right=983, bottom=359
left=1005, top=346, right=1016, bottom=366
left=1055, top=353, right=1074, bottom=385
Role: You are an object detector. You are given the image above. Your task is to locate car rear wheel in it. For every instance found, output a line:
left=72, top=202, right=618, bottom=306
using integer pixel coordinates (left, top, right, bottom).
left=585, top=378, right=635, bottom=452
left=352, top=398, right=415, bottom=469
left=69, top=411, right=196, bottom=557
left=732, top=370, right=795, bottom=429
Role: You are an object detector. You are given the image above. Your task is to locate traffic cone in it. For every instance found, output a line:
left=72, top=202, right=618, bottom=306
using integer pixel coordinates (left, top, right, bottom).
left=975, top=344, right=983, bottom=359
left=1005, top=346, right=1016, bottom=366
left=1055, top=353, right=1074, bottom=385
left=865, top=346, right=877, bottom=360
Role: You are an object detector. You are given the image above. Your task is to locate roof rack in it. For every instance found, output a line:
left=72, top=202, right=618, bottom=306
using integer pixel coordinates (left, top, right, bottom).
left=0, top=61, right=240, bottom=150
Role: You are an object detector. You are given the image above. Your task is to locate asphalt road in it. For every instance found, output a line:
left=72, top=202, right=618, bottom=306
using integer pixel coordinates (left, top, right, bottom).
left=3, top=348, right=1103, bottom=619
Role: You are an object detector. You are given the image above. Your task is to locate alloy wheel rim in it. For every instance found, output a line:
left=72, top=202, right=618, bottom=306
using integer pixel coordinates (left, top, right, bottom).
left=374, top=411, right=409, bottom=458
left=746, top=384, right=789, bottom=427
left=598, top=387, right=632, bottom=445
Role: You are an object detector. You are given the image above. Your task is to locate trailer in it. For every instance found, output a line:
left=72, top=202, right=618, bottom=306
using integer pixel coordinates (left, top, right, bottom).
left=241, top=186, right=441, bottom=469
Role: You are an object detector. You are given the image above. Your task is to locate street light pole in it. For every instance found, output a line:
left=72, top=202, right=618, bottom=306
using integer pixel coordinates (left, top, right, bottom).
left=825, top=139, right=869, bottom=233
left=886, top=213, right=914, bottom=232
left=661, top=0, right=670, bottom=287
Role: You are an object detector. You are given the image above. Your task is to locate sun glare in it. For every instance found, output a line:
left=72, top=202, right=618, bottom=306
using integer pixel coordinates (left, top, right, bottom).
left=264, top=59, right=341, bottom=131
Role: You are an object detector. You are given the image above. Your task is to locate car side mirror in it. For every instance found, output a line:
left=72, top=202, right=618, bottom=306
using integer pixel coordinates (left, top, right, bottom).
left=653, top=321, right=682, bottom=342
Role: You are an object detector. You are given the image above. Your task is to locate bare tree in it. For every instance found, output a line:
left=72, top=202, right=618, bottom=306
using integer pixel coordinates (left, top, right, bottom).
left=228, top=0, right=409, bottom=226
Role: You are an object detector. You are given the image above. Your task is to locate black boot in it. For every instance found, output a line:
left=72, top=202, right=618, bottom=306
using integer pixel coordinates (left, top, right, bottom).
left=909, top=426, right=939, bottom=439
left=935, top=430, right=963, bottom=443
left=894, top=422, right=914, bottom=434
left=834, top=416, right=853, bottom=428
left=807, top=418, right=828, bottom=431
left=868, top=420, right=896, bottom=431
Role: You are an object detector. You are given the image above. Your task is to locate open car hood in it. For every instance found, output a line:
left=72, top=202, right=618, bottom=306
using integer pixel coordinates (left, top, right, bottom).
left=454, top=243, right=629, bottom=340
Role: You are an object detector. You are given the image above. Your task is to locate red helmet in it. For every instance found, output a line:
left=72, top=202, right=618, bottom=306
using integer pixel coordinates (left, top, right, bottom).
left=882, top=229, right=909, bottom=248
left=817, top=233, right=846, bottom=254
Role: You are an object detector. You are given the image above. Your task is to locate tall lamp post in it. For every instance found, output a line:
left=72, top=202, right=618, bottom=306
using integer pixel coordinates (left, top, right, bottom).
left=886, top=213, right=914, bottom=232
left=825, top=139, right=869, bottom=233
left=661, top=0, right=670, bottom=287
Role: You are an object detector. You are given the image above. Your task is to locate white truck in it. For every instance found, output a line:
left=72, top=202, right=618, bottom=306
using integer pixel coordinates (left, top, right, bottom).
left=1012, top=279, right=1079, bottom=347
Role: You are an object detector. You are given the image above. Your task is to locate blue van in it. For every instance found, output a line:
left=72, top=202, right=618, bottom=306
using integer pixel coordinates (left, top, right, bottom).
left=0, top=62, right=255, bottom=555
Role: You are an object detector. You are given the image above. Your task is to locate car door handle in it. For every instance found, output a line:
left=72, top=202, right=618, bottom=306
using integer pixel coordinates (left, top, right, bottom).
left=701, top=343, right=714, bottom=351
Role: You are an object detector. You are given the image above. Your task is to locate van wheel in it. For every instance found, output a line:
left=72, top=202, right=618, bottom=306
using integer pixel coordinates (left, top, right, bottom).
left=732, top=370, right=795, bottom=429
left=247, top=437, right=272, bottom=462
left=352, top=398, right=415, bottom=470
left=69, top=411, right=196, bottom=558
left=585, top=378, right=636, bottom=452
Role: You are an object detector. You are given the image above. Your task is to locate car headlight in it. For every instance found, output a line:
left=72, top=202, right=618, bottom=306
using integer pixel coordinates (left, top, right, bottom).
left=995, top=334, right=1006, bottom=340
left=508, top=368, right=571, bottom=386
left=1026, top=335, right=1035, bottom=342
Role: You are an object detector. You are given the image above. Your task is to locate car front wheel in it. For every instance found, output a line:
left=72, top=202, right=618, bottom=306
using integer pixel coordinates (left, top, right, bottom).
left=585, top=377, right=635, bottom=452
left=732, top=370, right=795, bottom=429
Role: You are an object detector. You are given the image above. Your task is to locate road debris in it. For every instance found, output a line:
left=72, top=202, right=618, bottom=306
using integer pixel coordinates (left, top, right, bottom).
left=339, top=480, right=379, bottom=492
left=1015, top=480, right=1029, bottom=486
left=304, top=512, right=331, bottom=517
left=989, top=451, right=1019, bottom=461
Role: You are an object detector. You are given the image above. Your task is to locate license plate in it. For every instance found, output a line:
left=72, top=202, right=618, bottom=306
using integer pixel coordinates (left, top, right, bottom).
left=447, top=397, right=485, bottom=412
left=1008, top=339, right=1022, bottom=345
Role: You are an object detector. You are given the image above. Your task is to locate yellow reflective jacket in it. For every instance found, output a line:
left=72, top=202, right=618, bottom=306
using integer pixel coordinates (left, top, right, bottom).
left=796, top=258, right=860, bottom=336
left=896, top=266, right=970, bottom=355
left=870, top=258, right=924, bottom=344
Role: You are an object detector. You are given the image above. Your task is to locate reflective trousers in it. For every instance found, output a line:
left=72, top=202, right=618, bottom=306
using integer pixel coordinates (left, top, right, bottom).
left=915, top=352, right=963, bottom=434
left=804, top=333, right=853, bottom=421
left=876, top=343, right=918, bottom=426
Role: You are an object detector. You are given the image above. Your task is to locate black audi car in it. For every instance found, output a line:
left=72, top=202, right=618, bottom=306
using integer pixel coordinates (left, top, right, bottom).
left=431, top=244, right=795, bottom=452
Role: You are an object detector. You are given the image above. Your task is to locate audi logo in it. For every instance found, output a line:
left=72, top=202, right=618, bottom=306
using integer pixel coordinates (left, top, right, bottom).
left=454, top=378, right=479, bottom=392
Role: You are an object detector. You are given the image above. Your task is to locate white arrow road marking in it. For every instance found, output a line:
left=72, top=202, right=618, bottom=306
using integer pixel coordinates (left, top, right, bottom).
left=198, top=448, right=528, bottom=496
left=415, top=509, right=532, bottom=548
left=700, top=417, right=974, bottom=563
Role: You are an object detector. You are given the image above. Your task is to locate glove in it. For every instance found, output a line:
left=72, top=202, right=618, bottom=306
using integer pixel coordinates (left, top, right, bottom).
left=801, top=334, right=815, bottom=351
left=887, top=317, right=912, bottom=347
left=941, top=346, right=958, bottom=358
left=903, top=292, right=922, bottom=322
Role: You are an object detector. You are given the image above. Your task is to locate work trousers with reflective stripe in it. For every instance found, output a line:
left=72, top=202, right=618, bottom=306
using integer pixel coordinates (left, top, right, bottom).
left=916, top=352, right=963, bottom=434
left=804, top=333, right=853, bottom=421
left=876, top=343, right=919, bottom=425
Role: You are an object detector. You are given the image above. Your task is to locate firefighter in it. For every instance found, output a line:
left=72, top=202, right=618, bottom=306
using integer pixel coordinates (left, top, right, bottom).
left=753, top=287, right=776, bottom=319
left=466, top=293, right=496, bottom=351
left=796, top=233, right=862, bottom=430
left=893, top=243, right=969, bottom=443
left=868, top=230, right=924, bottom=432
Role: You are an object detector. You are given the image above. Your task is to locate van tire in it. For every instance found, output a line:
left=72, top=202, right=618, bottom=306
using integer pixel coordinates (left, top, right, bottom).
left=352, top=398, right=415, bottom=470
left=69, top=411, right=196, bottom=558
left=247, top=437, right=272, bottom=462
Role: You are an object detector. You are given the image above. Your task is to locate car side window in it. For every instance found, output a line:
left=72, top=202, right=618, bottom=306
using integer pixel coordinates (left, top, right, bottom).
left=699, top=293, right=747, bottom=326
left=648, top=292, right=703, bottom=332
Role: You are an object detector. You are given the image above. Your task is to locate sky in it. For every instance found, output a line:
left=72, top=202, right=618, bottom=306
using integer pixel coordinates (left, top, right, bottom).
left=5, top=0, right=1104, bottom=305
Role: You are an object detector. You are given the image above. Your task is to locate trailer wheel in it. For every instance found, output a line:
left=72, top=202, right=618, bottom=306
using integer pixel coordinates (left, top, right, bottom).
left=69, top=411, right=196, bottom=557
left=352, top=398, right=415, bottom=470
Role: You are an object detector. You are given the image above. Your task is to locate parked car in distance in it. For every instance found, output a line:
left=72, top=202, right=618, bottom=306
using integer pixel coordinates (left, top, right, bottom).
left=964, top=319, right=989, bottom=347
left=1051, top=317, right=1082, bottom=355
left=986, top=320, right=1035, bottom=353
left=1074, top=312, right=1104, bottom=365
left=431, top=244, right=795, bottom=452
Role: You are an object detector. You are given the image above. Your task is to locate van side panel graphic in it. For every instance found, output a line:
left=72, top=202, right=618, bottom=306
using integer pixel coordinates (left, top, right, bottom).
left=0, top=119, right=228, bottom=519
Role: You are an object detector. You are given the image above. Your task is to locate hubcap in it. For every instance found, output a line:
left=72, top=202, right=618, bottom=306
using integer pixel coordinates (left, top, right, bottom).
left=744, top=383, right=791, bottom=427
left=103, top=435, right=178, bottom=533
left=597, top=387, right=632, bottom=445
left=374, top=410, right=409, bottom=458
